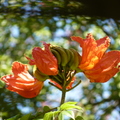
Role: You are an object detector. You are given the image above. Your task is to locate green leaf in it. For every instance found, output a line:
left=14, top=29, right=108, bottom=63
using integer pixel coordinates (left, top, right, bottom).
left=75, top=116, right=84, bottom=120
left=6, top=114, right=21, bottom=120
left=60, top=102, right=76, bottom=110
left=43, top=106, right=51, bottom=112
left=60, top=102, right=82, bottom=111
left=32, top=118, right=43, bottom=120
left=20, top=113, right=31, bottom=120
left=58, top=112, right=64, bottom=120
left=61, top=110, right=75, bottom=119
left=0, top=80, right=6, bottom=88
left=43, top=111, right=60, bottom=120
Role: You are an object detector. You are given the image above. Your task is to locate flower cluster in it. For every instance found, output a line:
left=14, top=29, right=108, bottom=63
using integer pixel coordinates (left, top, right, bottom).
left=71, top=33, right=120, bottom=82
left=1, top=33, right=120, bottom=98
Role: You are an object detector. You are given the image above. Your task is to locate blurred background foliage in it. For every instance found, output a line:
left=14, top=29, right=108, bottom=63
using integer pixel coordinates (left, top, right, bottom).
left=0, top=0, right=120, bottom=120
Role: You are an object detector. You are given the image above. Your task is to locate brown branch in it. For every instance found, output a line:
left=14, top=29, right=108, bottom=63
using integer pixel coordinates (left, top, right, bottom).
left=0, top=0, right=120, bottom=20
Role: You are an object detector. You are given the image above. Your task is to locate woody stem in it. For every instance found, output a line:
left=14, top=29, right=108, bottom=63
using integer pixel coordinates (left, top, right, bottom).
left=60, top=88, right=66, bottom=105
left=60, top=82, right=66, bottom=105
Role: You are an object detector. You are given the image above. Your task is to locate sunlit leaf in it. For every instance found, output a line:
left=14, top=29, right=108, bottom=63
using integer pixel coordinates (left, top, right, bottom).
left=43, top=111, right=60, bottom=120
left=60, top=102, right=82, bottom=111
left=61, top=110, right=75, bottom=119
left=58, top=112, right=64, bottom=120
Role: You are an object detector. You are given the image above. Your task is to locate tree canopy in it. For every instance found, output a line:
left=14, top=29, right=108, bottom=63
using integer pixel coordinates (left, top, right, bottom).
left=1, top=0, right=120, bottom=19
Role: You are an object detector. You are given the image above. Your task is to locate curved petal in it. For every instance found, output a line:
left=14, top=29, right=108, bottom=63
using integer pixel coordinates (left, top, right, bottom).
left=12, top=61, right=28, bottom=76
left=25, top=55, right=36, bottom=65
left=71, top=33, right=110, bottom=70
left=32, top=42, right=58, bottom=75
left=1, top=62, right=43, bottom=98
left=66, top=76, right=76, bottom=89
left=84, top=51, right=120, bottom=83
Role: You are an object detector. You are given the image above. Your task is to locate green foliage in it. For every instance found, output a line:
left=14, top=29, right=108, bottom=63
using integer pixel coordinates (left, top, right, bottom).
left=6, top=113, right=31, bottom=120
left=4, top=102, right=83, bottom=120
left=20, top=113, right=31, bottom=120
left=6, top=114, right=21, bottom=120
left=59, top=102, right=82, bottom=111
left=44, top=111, right=60, bottom=120
left=0, top=80, right=5, bottom=88
left=44, top=102, right=83, bottom=120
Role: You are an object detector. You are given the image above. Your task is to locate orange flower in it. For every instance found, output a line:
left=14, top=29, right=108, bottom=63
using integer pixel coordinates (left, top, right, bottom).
left=1, top=62, right=43, bottom=98
left=84, top=51, right=120, bottom=83
left=26, top=42, right=58, bottom=75
left=71, top=34, right=120, bottom=83
left=71, top=33, right=110, bottom=70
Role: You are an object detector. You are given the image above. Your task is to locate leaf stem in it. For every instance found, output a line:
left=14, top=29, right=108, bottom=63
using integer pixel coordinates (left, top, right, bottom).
left=66, top=79, right=81, bottom=92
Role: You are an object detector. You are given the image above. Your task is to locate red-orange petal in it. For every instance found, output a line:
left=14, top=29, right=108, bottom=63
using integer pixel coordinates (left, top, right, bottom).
left=49, top=80, right=62, bottom=89
left=1, top=62, right=43, bottom=98
left=71, top=33, right=110, bottom=70
left=84, top=51, right=120, bottom=83
left=32, top=42, right=58, bottom=75
left=66, top=76, right=76, bottom=89
left=12, top=61, right=28, bottom=75
left=25, top=55, right=36, bottom=65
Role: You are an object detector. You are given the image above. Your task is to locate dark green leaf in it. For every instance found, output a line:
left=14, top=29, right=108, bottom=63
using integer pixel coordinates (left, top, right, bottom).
left=6, top=114, right=21, bottom=120
left=20, top=113, right=31, bottom=120
left=0, top=80, right=6, bottom=88
left=75, top=116, right=84, bottom=120
left=43, top=106, right=51, bottom=112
